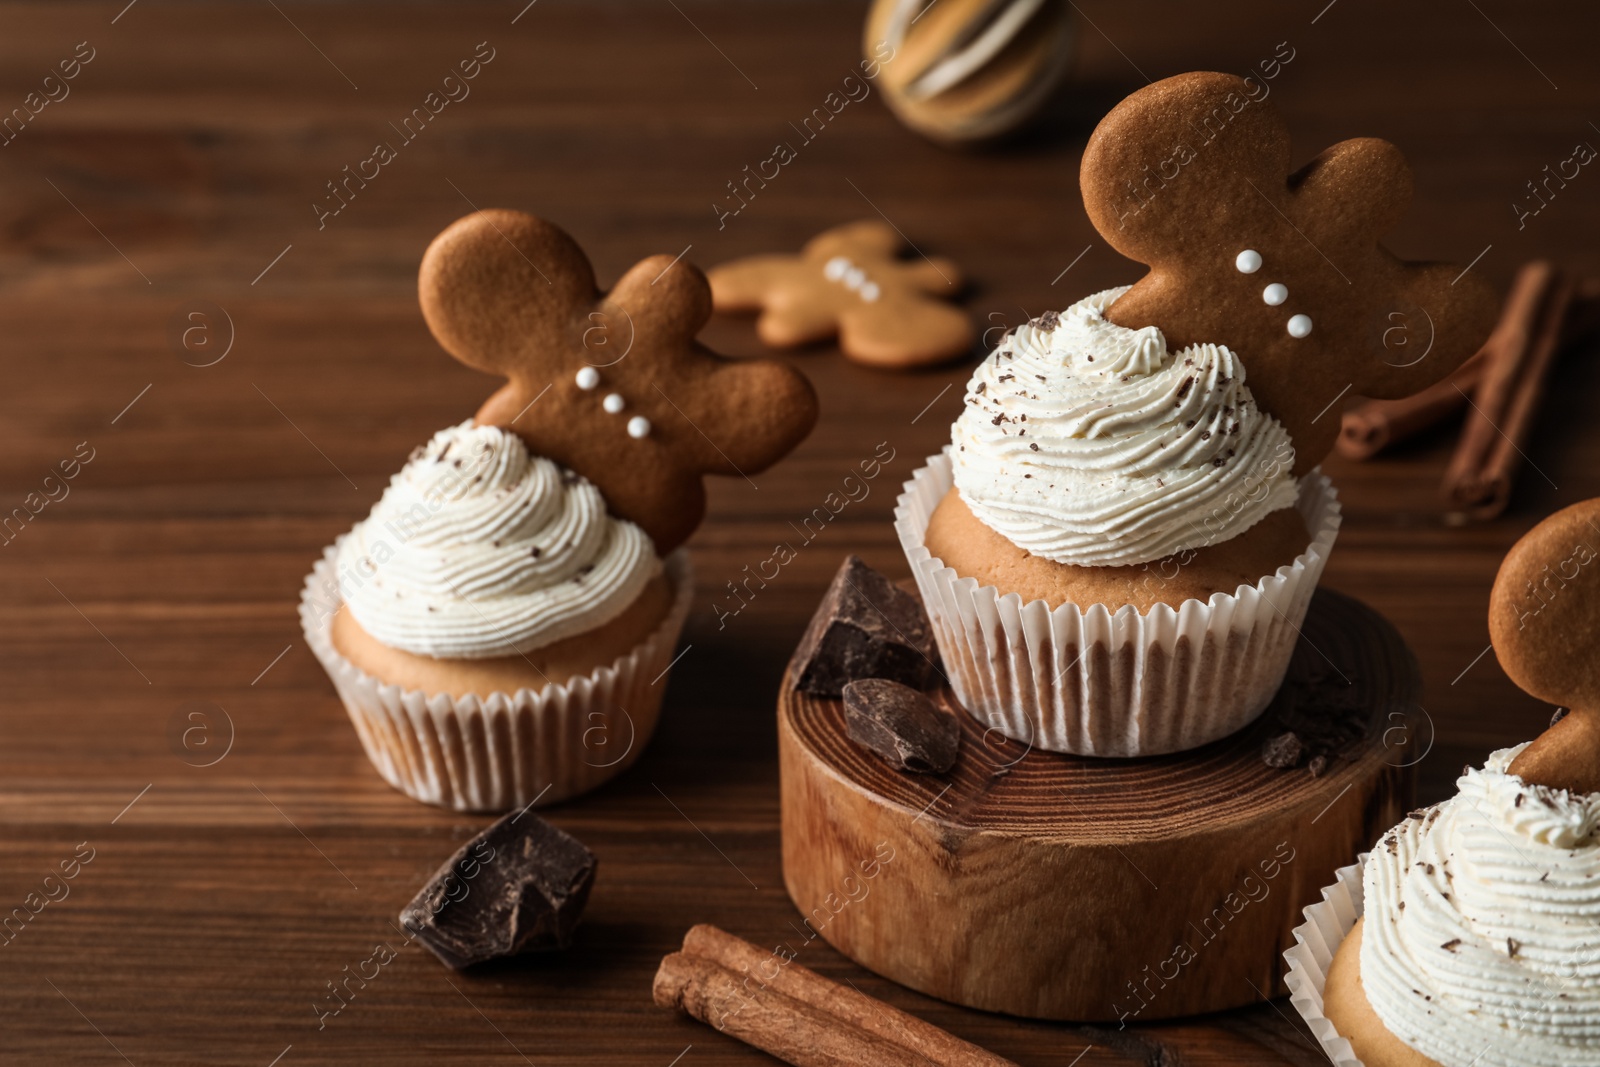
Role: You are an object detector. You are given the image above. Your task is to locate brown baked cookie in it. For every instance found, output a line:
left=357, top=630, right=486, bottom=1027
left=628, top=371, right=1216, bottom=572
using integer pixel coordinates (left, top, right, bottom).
left=1488, top=497, right=1600, bottom=793
left=1080, top=72, right=1500, bottom=474
left=924, top=488, right=1308, bottom=611
left=420, top=210, right=820, bottom=553
left=1323, top=919, right=1444, bottom=1067
left=707, top=219, right=972, bottom=369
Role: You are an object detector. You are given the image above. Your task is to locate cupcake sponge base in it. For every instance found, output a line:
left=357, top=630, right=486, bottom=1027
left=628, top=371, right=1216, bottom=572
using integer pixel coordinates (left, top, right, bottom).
left=301, top=545, right=694, bottom=813
left=1324, top=920, right=1443, bottom=1067
left=924, top=487, right=1310, bottom=612
left=330, top=573, right=674, bottom=698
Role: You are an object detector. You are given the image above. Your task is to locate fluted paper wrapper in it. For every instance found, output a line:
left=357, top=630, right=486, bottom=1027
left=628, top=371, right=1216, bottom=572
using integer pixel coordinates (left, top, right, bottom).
left=299, top=544, right=693, bottom=813
left=1284, top=858, right=1367, bottom=1067
left=894, top=450, right=1341, bottom=756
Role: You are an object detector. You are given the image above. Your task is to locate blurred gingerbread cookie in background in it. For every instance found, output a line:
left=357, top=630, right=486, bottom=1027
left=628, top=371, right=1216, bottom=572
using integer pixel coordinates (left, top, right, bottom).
left=708, top=219, right=972, bottom=370
left=862, top=0, right=1078, bottom=146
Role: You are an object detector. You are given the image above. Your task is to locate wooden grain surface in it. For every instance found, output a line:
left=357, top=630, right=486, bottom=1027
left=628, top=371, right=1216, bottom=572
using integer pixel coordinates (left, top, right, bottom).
left=779, top=589, right=1415, bottom=1022
left=0, top=1, right=1595, bottom=1064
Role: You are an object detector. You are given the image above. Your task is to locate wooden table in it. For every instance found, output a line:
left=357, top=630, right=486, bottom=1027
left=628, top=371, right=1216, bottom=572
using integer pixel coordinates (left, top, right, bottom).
left=1, top=1, right=1594, bottom=1063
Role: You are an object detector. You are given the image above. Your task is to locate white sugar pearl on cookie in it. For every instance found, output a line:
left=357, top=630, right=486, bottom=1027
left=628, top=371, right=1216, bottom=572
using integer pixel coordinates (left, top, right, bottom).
left=823, top=256, right=850, bottom=281
left=1287, top=314, right=1313, bottom=338
left=860, top=281, right=881, bottom=302
left=603, top=393, right=625, bottom=414
left=575, top=367, right=600, bottom=390
left=1235, top=249, right=1262, bottom=274
left=1263, top=283, right=1287, bottom=306
left=844, top=266, right=866, bottom=290
left=627, top=416, right=650, bottom=439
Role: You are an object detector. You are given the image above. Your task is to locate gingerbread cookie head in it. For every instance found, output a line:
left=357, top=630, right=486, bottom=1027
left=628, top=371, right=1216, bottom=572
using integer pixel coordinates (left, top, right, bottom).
left=1489, top=498, right=1600, bottom=794
left=1080, top=71, right=1500, bottom=473
left=419, top=210, right=819, bottom=554
left=707, top=219, right=972, bottom=370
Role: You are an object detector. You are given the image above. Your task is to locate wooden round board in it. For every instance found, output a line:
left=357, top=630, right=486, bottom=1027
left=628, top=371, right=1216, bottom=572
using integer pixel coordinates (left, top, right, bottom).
left=778, top=587, right=1418, bottom=1022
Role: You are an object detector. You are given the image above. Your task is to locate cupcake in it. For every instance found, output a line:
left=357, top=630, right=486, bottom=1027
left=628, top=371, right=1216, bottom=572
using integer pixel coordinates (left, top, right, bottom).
left=932, top=288, right=1309, bottom=608
left=1287, top=497, right=1600, bottom=1066
left=1289, top=748, right=1600, bottom=1067
left=303, top=210, right=817, bottom=811
left=898, top=289, right=1339, bottom=756
left=896, top=71, right=1496, bottom=755
left=302, top=421, right=692, bottom=813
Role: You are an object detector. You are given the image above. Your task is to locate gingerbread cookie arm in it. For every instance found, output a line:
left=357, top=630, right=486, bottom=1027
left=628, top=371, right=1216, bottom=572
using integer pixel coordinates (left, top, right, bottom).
left=707, top=255, right=799, bottom=311
left=901, top=257, right=965, bottom=296
left=839, top=301, right=973, bottom=368
left=610, top=253, right=715, bottom=341
left=1290, top=139, right=1412, bottom=239
left=608, top=252, right=820, bottom=477
left=1291, top=141, right=1495, bottom=401
left=1358, top=262, right=1500, bottom=401
left=760, top=297, right=850, bottom=349
left=1507, top=713, right=1600, bottom=797
left=670, top=351, right=820, bottom=474
left=708, top=257, right=847, bottom=346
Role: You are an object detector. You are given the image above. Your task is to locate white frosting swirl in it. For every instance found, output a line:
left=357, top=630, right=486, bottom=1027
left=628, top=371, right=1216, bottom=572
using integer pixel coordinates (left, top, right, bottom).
left=1360, top=745, right=1600, bottom=1066
left=335, top=421, right=659, bottom=659
left=950, top=287, right=1299, bottom=568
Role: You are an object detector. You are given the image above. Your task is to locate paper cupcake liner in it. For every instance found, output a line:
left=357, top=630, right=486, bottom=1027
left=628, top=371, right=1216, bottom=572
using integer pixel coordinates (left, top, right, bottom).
left=893, top=450, right=1341, bottom=756
left=1284, top=857, right=1367, bottom=1066
left=299, top=543, right=694, bottom=813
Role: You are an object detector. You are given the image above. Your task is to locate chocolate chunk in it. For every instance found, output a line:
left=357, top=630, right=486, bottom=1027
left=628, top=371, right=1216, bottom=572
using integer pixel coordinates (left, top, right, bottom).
left=842, top=678, right=959, bottom=774
left=1307, top=754, right=1328, bottom=777
left=1261, top=731, right=1304, bottom=769
left=791, top=556, right=939, bottom=698
left=400, top=809, right=596, bottom=969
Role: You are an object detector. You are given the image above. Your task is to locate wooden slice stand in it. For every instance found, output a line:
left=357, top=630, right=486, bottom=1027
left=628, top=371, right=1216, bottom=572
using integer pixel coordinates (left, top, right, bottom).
left=779, top=588, right=1417, bottom=1022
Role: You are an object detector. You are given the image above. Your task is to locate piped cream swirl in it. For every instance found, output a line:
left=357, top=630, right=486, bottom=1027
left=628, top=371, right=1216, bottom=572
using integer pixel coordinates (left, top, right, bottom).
left=950, top=287, right=1298, bottom=568
left=1360, top=745, right=1600, bottom=1066
left=335, top=421, right=659, bottom=659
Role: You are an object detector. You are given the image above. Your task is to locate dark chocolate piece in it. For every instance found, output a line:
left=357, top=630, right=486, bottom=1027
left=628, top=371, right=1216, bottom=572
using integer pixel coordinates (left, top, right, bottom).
left=1259, top=663, right=1379, bottom=774
left=792, top=556, right=939, bottom=698
left=400, top=809, right=596, bottom=969
left=842, top=678, right=960, bottom=774
left=1261, top=731, right=1304, bottom=770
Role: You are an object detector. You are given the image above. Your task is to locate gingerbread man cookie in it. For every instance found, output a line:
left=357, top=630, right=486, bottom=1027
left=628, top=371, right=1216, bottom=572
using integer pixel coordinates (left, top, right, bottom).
left=1080, top=71, right=1500, bottom=472
left=707, top=219, right=972, bottom=369
left=419, top=210, right=819, bottom=553
left=1489, top=497, right=1600, bottom=794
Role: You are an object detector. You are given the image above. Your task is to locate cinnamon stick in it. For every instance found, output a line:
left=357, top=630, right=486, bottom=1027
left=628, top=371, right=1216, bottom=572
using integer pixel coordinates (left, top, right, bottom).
left=1442, top=261, right=1573, bottom=519
left=652, top=924, right=1016, bottom=1067
left=1337, top=349, right=1489, bottom=460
